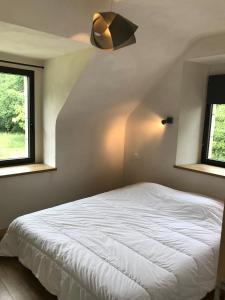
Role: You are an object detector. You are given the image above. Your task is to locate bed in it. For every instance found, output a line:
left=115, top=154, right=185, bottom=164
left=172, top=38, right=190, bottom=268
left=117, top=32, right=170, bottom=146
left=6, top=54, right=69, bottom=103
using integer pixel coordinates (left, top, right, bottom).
left=0, top=183, right=223, bottom=300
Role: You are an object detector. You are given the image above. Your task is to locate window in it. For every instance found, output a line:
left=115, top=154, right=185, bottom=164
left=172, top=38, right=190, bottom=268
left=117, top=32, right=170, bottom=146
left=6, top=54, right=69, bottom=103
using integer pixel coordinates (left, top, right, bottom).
left=0, top=66, right=34, bottom=166
left=202, top=75, right=225, bottom=167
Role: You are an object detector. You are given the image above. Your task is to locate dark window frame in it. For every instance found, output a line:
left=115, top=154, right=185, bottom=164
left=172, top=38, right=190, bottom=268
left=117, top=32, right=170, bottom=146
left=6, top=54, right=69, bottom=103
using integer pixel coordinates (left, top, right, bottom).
left=0, top=66, right=35, bottom=167
left=201, top=100, right=225, bottom=168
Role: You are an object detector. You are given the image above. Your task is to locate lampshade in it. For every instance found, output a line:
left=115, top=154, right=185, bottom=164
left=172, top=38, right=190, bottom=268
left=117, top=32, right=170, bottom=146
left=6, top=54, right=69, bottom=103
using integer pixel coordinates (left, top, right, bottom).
left=90, top=12, right=138, bottom=50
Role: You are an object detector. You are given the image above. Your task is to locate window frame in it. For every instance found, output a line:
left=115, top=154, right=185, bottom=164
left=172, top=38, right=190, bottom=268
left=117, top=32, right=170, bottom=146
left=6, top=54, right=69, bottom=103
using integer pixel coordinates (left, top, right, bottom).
left=0, top=66, right=35, bottom=167
left=201, top=103, right=225, bottom=168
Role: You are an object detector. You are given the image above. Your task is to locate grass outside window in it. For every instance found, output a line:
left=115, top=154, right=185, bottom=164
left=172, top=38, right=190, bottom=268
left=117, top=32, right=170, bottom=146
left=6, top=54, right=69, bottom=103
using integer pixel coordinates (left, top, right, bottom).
left=0, top=132, right=25, bottom=160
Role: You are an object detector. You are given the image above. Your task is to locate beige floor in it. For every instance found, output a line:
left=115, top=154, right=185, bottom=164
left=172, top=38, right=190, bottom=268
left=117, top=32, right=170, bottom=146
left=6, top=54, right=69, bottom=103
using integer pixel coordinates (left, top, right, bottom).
left=0, top=258, right=57, bottom=300
left=0, top=257, right=216, bottom=300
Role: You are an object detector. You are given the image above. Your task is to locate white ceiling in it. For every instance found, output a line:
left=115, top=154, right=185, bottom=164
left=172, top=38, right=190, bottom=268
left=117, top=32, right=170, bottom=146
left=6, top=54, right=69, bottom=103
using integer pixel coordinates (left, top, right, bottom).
left=1, top=0, right=225, bottom=106
left=0, top=21, right=91, bottom=60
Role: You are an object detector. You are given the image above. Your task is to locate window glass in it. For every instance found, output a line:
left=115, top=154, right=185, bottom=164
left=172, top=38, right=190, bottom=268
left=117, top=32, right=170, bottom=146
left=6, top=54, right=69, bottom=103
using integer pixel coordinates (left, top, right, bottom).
left=0, top=72, right=28, bottom=161
left=208, top=104, right=225, bottom=162
left=0, top=67, right=34, bottom=166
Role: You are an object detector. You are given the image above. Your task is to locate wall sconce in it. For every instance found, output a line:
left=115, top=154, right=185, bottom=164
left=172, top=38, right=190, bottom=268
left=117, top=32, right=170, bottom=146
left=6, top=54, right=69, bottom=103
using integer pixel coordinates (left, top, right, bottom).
left=161, top=117, right=173, bottom=125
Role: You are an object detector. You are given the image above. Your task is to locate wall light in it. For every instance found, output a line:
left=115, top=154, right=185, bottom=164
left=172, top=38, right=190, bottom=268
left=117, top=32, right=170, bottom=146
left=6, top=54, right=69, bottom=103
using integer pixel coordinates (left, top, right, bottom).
left=161, top=117, right=173, bottom=125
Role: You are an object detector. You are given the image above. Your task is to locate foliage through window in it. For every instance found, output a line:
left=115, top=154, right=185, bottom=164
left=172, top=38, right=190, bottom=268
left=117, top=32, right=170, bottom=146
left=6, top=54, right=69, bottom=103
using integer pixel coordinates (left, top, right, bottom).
left=0, top=66, right=34, bottom=166
left=208, top=104, right=225, bottom=162
left=202, top=75, right=225, bottom=167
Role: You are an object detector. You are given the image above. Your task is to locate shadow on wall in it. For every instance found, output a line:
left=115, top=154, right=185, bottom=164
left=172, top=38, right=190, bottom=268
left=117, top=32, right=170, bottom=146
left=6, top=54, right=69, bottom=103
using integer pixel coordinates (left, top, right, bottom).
left=124, top=32, right=225, bottom=200
left=43, top=48, right=95, bottom=167
left=56, top=72, right=140, bottom=197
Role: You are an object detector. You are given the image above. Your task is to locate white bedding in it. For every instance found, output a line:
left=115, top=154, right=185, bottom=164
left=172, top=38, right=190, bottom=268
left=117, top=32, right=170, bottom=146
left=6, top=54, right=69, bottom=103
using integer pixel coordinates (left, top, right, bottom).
left=0, top=183, right=223, bottom=300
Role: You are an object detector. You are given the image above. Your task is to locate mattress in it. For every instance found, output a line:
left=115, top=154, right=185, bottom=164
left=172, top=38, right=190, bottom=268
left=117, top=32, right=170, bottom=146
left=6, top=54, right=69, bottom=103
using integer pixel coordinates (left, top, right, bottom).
left=0, top=183, right=223, bottom=300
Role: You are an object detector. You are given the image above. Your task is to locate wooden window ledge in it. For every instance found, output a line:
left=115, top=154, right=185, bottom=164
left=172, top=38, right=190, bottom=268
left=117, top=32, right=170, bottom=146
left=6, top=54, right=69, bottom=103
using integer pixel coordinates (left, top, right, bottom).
left=0, top=164, right=56, bottom=178
left=175, top=164, right=225, bottom=179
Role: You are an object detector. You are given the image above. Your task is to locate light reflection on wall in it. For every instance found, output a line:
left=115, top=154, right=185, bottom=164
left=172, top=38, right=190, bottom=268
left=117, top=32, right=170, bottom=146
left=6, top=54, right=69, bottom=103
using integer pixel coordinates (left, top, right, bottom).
left=104, top=115, right=127, bottom=170
left=125, top=112, right=166, bottom=162
left=103, top=100, right=140, bottom=170
left=104, top=111, right=166, bottom=170
left=140, top=113, right=166, bottom=140
left=70, top=33, right=90, bottom=44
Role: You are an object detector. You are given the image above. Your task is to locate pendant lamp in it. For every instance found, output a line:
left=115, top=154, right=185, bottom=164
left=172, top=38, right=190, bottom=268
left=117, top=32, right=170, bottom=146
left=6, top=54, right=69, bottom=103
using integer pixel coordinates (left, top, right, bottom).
left=90, top=11, right=138, bottom=50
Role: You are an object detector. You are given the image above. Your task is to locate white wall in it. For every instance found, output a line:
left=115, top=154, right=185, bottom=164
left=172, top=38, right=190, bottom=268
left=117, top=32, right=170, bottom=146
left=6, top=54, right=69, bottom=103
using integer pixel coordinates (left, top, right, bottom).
left=176, top=62, right=208, bottom=165
left=43, top=49, right=94, bottom=166
left=125, top=35, right=225, bottom=200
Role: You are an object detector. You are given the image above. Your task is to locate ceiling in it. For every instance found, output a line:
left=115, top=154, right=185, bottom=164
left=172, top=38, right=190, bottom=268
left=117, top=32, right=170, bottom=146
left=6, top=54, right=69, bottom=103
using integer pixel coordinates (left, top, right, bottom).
left=0, top=0, right=225, bottom=109
left=0, top=21, right=90, bottom=60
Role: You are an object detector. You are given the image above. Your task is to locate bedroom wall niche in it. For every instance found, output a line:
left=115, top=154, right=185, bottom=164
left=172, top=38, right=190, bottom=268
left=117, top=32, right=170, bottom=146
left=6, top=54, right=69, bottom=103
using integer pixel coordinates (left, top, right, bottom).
left=124, top=33, right=225, bottom=200
left=176, top=59, right=225, bottom=166
left=0, top=52, right=44, bottom=163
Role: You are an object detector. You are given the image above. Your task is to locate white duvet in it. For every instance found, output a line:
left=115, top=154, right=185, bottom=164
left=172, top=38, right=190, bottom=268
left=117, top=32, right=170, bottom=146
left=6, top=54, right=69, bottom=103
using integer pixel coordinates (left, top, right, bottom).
left=0, top=183, right=223, bottom=300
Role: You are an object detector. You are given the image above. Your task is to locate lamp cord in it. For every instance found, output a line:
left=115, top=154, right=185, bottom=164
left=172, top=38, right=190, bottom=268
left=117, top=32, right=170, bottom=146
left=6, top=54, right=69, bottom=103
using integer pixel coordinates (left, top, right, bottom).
left=110, top=0, right=113, bottom=11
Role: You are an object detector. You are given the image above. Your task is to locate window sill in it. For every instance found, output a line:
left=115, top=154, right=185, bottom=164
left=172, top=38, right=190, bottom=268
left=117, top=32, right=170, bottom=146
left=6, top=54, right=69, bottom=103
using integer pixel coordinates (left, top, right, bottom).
left=0, top=163, right=56, bottom=178
left=174, top=164, right=225, bottom=179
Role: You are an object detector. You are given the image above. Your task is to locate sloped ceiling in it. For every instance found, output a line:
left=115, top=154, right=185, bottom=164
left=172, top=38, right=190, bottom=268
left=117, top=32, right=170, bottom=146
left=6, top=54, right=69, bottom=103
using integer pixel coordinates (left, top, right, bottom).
left=0, top=21, right=90, bottom=59
left=1, top=1, right=225, bottom=95
left=54, top=0, right=225, bottom=119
